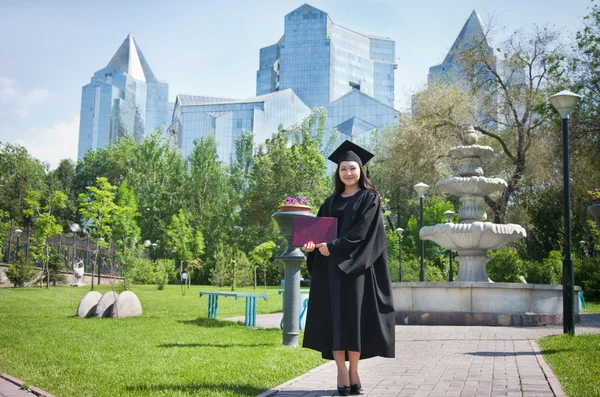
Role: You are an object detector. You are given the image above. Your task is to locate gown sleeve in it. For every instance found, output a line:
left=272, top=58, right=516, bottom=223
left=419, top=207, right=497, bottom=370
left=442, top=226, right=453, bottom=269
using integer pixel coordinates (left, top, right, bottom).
left=305, top=202, right=326, bottom=276
left=326, top=191, right=385, bottom=275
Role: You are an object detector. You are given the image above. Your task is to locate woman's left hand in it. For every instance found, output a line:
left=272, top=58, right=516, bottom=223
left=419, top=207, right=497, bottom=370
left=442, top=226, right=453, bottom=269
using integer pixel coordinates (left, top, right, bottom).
left=316, top=243, right=330, bottom=256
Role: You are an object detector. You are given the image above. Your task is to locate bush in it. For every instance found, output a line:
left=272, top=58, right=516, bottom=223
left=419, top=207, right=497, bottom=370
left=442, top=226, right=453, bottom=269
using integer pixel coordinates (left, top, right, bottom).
left=522, top=250, right=562, bottom=284
left=486, top=247, right=525, bottom=282
left=576, top=256, right=600, bottom=301
left=47, top=251, right=67, bottom=286
left=5, top=260, right=37, bottom=287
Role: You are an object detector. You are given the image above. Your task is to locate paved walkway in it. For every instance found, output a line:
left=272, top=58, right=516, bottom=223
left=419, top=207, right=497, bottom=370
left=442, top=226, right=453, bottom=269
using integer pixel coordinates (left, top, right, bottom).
left=256, top=313, right=600, bottom=397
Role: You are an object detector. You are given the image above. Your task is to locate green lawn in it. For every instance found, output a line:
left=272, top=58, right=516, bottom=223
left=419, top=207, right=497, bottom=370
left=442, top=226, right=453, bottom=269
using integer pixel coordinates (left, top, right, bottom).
left=538, top=333, right=600, bottom=397
left=583, top=300, right=600, bottom=313
left=0, top=284, right=325, bottom=397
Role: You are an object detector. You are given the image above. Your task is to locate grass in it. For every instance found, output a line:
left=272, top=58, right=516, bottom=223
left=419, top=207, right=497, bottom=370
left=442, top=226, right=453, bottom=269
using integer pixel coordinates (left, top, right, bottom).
left=583, top=300, right=600, bottom=313
left=0, top=284, right=326, bottom=397
left=538, top=333, right=600, bottom=397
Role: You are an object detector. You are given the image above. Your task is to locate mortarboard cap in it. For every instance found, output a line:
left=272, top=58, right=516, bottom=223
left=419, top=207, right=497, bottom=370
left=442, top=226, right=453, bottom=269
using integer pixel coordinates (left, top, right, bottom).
left=328, top=140, right=374, bottom=166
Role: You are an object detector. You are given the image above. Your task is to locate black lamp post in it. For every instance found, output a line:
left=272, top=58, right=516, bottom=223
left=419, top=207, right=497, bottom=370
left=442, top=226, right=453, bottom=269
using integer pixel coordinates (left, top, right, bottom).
left=15, top=229, right=23, bottom=261
left=395, top=228, right=404, bottom=282
left=444, top=210, right=455, bottom=281
left=414, top=182, right=429, bottom=282
left=549, top=89, right=582, bottom=335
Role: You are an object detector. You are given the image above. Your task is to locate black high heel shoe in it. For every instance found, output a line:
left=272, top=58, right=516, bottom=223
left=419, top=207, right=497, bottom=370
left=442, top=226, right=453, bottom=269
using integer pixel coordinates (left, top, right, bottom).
left=337, top=385, right=351, bottom=396
left=350, top=383, right=362, bottom=395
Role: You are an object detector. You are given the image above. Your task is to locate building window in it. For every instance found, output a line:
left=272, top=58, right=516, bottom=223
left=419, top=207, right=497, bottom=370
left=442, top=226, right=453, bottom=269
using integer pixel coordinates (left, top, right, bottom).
left=349, top=81, right=361, bottom=91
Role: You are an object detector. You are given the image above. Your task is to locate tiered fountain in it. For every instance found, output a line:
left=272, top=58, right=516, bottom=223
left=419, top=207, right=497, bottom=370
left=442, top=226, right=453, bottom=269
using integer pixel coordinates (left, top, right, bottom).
left=392, top=126, right=580, bottom=326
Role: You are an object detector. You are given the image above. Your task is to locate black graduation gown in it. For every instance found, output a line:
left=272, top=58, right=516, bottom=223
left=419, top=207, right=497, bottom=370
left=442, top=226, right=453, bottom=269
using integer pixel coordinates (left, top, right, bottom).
left=302, top=189, right=395, bottom=360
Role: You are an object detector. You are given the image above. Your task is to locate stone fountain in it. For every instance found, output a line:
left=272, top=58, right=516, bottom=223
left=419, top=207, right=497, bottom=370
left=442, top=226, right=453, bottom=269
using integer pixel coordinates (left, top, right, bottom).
left=392, top=126, right=580, bottom=326
left=420, top=125, right=526, bottom=282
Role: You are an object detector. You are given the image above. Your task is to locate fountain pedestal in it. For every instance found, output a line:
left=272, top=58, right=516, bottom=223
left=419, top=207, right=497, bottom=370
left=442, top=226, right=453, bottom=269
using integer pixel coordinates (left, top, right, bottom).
left=272, top=208, right=314, bottom=347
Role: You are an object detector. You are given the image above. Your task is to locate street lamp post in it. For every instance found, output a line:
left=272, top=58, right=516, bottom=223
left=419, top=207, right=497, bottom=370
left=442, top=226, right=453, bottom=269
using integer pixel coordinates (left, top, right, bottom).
left=414, top=182, right=430, bottom=281
left=549, top=89, right=582, bottom=335
left=15, top=229, right=23, bottom=261
left=395, top=228, right=404, bottom=282
left=70, top=223, right=80, bottom=270
left=444, top=210, right=455, bottom=281
left=144, top=240, right=152, bottom=259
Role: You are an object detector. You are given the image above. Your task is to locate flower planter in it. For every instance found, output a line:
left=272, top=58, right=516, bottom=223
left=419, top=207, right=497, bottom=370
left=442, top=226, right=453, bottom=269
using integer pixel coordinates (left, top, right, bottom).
left=278, top=204, right=311, bottom=212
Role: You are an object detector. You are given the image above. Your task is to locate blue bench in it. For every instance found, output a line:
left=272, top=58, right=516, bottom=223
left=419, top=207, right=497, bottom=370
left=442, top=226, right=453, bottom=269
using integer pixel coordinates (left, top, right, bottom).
left=199, top=291, right=268, bottom=328
left=278, top=289, right=310, bottom=331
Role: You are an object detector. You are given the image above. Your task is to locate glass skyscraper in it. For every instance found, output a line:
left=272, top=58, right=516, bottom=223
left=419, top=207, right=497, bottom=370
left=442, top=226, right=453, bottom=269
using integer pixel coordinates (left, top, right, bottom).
left=428, top=11, right=495, bottom=85
left=257, top=4, right=396, bottom=109
left=77, top=33, right=171, bottom=159
left=169, top=89, right=311, bottom=161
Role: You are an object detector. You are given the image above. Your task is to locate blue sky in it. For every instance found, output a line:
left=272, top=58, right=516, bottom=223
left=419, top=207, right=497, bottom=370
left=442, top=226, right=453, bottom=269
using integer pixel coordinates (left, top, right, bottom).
left=0, top=0, right=591, bottom=168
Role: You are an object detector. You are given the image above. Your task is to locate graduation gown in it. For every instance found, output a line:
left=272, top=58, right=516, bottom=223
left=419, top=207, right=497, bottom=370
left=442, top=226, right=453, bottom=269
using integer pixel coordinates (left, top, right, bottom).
left=302, top=189, right=395, bottom=360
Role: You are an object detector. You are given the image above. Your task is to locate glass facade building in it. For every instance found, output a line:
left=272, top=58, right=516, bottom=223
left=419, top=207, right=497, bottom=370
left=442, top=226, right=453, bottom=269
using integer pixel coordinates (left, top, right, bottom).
left=169, top=89, right=311, bottom=161
left=428, top=11, right=495, bottom=85
left=78, top=34, right=171, bottom=159
left=256, top=4, right=396, bottom=109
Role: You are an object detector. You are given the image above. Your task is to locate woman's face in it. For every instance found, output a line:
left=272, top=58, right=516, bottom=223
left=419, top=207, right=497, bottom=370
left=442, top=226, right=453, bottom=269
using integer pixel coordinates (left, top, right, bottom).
left=338, top=161, right=361, bottom=188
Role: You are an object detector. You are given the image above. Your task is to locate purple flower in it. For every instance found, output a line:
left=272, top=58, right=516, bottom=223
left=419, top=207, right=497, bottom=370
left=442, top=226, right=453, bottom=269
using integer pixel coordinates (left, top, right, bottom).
left=283, top=197, right=310, bottom=205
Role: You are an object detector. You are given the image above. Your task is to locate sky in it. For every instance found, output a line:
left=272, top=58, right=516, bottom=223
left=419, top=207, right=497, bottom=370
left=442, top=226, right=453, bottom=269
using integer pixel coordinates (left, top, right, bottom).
left=0, top=0, right=592, bottom=169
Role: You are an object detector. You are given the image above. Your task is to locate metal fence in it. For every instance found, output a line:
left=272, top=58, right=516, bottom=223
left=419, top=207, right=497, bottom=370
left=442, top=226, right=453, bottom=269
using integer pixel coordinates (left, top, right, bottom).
left=3, top=222, right=122, bottom=277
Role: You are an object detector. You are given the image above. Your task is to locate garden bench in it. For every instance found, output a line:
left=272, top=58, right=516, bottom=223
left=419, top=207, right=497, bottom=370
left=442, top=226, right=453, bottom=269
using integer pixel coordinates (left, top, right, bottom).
left=199, top=291, right=268, bottom=328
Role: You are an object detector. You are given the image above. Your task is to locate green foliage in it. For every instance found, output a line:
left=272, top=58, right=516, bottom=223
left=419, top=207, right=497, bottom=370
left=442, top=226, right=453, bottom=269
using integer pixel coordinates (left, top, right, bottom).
left=5, top=259, right=37, bottom=287
left=47, top=251, right=67, bottom=286
left=523, top=250, right=562, bottom=285
left=576, top=256, right=600, bottom=301
left=248, top=241, right=276, bottom=288
left=166, top=209, right=205, bottom=267
left=78, top=177, right=118, bottom=248
left=0, top=209, right=9, bottom=256
left=125, top=258, right=155, bottom=284
left=112, top=180, right=141, bottom=254
left=154, top=259, right=175, bottom=289
left=0, top=143, right=47, bottom=225
left=486, top=247, right=525, bottom=283
left=211, top=243, right=253, bottom=290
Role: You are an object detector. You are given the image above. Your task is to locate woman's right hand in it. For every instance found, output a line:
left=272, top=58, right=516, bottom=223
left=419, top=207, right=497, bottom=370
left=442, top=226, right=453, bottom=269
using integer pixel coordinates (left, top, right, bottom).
left=302, top=241, right=315, bottom=252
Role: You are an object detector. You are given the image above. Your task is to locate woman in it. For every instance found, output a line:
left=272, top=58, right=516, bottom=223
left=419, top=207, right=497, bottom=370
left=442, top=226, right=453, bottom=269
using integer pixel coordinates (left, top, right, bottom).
left=302, top=140, right=395, bottom=396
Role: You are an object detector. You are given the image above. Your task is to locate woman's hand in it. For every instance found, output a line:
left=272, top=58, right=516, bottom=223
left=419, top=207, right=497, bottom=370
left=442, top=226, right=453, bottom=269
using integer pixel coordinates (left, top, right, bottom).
left=302, top=241, right=316, bottom=252
left=316, top=243, right=330, bottom=256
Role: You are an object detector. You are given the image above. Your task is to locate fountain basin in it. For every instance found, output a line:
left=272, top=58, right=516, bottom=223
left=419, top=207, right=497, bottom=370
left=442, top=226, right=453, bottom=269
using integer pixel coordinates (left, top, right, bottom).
left=437, top=177, right=507, bottom=197
left=448, top=145, right=494, bottom=159
left=420, top=222, right=526, bottom=251
left=392, top=282, right=581, bottom=326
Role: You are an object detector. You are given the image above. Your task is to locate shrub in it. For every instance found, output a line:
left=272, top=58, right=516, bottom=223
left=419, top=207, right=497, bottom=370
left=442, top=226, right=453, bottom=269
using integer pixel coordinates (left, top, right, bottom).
left=486, top=247, right=525, bottom=282
left=522, top=250, right=562, bottom=284
left=47, top=251, right=67, bottom=286
left=5, top=260, right=37, bottom=287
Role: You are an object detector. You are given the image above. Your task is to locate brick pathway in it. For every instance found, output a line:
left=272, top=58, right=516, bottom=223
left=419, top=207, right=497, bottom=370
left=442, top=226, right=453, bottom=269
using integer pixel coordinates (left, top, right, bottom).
left=256, top=313, right=600, bottom=397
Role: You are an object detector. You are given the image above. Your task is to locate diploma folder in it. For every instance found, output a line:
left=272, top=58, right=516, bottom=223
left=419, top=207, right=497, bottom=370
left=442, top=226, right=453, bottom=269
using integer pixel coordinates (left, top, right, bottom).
left=291, top=216, right=337, bottom=247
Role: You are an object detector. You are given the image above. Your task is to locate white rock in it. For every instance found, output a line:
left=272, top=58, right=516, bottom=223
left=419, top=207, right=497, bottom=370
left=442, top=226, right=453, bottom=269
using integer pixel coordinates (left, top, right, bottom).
left=76, top=291, right=102, bottom=318
left=110, top=291, right=142, bottom=318
left=94, top=291, right=118, bottom=318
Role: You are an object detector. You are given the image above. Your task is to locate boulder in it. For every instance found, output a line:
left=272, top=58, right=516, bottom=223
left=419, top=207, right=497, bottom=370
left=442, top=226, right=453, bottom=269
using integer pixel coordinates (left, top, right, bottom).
left=111, top=291, right=143, bottom=318
left=76, top=291, right=102, bottom=318
left=94, top=291, right=118, bottom=318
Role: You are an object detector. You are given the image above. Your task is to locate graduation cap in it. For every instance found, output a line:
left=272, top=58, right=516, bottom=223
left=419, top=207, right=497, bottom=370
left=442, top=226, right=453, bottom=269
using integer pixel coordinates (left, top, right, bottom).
left=328, top=140, right=374, bottom=166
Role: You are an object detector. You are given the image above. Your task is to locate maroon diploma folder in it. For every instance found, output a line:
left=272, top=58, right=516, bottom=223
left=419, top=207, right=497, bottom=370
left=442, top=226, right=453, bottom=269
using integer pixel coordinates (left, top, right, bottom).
left=291, top=216, right=337, bottom=247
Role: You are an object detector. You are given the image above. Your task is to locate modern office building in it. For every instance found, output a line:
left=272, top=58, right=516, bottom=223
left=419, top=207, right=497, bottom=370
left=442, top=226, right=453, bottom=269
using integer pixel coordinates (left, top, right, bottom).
left=257, top=4, right=396, bottom=110
left=169, top=89, right=311, bottom=161
left=428, top=10, right=495, bottom=86
left=77, top=33, right=171, bottom=159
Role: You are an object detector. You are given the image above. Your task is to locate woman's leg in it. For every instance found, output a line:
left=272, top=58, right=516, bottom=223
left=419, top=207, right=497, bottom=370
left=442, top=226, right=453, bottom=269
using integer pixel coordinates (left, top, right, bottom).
left=333, top=350, right=349, bottom=387
left=348, top=351, right=361, bottom=385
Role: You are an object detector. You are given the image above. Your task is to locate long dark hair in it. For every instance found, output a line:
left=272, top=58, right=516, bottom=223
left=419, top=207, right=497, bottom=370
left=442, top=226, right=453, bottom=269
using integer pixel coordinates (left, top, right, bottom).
left=334, top=162, right=376, bottom=195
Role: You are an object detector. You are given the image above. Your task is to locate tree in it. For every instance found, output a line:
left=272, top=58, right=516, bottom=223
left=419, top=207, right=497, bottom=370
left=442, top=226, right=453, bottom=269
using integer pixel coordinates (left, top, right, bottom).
left=0, top=143, right=47, bottom=225
left=22, top=190, right=68, bottom=288
left=165, top=209, right=205, bottom=274
left=407, top=26, right=566, bottom=224
left=47, top=159, right=78, bottom=230
left=112, top=180, right=141, bottom=270
left=248, top=241, right=276, bottom=289
left=210, top=243, right=252, bottom=290
left=78, top=177, right=119, bottom=290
